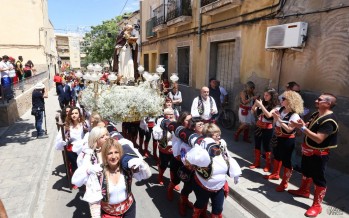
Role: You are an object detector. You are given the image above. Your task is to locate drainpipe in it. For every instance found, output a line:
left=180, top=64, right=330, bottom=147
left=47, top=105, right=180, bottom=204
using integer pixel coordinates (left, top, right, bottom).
left=198, top=0, right=202, bottom=50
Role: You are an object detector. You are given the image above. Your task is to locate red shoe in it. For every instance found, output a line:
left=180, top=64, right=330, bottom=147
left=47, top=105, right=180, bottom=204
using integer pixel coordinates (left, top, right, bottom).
left=305, top=186, right=326, bottom=217
left=249, top=149, right=261, bottom=169
left=264, top=160, right=282, bottom=180
left=275, top=168, right=292, bottom=192
left=72, top=185, right=79, bottom=190
left=288, top=176, right=312, bottom=198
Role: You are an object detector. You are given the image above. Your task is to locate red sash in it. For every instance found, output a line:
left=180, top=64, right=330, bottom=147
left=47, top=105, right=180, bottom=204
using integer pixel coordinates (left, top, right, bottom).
left=275, top=126, right=295, bottom=138
left=301, top=143, right=329, bottom=156
left=256, top=120, right=273, bottom=129
left=101, top=194, right=134, bottom=217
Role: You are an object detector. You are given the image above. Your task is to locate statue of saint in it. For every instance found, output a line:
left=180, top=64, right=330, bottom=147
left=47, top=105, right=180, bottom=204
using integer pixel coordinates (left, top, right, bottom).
left=112, top=24, right=138, bottom=83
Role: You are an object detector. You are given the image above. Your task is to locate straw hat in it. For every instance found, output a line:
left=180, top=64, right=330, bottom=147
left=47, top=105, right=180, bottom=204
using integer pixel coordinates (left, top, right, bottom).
left=34, top=82, right=45, bottom=89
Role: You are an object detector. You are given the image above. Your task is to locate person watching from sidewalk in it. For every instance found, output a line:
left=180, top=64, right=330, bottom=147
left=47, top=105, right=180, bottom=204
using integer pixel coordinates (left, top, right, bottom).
left=167, top=82, right=182, bottom=113
left=288, top=93, right=338, bottom=218
left=15, top=56, right=24, bottom=91
left=234, top=81, right=257, bottom=143
left=208, top=78, right=221, bottom=110
left=32, top=82, right=48, bottom=138
left=191, top=86, right=218, bottom=123
left=216, top=80, right=228, bottom=106
left=0, top=55, right=14, bottom=101
left=264, top=91, right=304, bottom=192
left=250, top=88, right=279, bottom=172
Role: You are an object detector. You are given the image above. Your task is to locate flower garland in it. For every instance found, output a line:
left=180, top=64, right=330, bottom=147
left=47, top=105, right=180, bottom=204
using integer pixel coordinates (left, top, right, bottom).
left=80, top=82, right=164, bottom=122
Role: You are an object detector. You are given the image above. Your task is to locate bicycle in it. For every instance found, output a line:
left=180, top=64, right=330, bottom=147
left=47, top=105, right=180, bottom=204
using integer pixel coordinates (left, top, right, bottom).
left=217, top=103, right=236, bottom=129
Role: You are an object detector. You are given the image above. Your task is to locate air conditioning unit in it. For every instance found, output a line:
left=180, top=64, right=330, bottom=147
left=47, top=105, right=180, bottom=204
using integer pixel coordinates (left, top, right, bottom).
left=265, top=22, right=308, bottom=49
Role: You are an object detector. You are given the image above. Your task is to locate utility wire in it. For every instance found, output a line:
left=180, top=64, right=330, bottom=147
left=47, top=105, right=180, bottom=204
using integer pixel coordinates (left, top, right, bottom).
left=119, top=0, right=129, bottom=15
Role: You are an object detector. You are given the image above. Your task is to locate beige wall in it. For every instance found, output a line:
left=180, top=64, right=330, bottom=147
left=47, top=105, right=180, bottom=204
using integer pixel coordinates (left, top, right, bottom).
left=0, top=0, right=57, bottom=73
left=140, top=0, right=349, bottom=173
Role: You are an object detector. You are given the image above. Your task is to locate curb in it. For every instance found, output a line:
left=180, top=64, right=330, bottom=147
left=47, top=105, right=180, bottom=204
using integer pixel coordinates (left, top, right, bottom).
left=229, top=186, right=271, bottom=218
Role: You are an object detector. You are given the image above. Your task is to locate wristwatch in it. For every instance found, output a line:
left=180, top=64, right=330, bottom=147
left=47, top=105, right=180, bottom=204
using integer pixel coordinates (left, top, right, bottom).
left=300, top=126, right=307, bottom=132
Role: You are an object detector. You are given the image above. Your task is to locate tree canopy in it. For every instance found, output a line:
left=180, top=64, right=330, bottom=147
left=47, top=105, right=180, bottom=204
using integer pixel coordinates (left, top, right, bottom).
left=83, top=14, right=128, bottom=69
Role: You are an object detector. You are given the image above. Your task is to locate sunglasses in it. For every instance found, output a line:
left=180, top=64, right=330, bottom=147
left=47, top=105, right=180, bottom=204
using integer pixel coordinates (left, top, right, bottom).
left=281, top=97, right=287, bottom=101
left=317, top=97, right=327, bottom=103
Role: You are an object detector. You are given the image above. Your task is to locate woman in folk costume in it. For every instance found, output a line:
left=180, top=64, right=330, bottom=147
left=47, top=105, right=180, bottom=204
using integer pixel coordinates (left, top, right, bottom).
left=264, top=91, right=304, bottom=192
left=55, top=106, right=87, bottom=189
left=234, top=81, right=257, bottom=142
left=152, top=108, right=177, bottom=187
left=74, top=135, right=151, bottom=218
left=250, top=88, right=279, bottom=172
left=184, top=123, right=241, bottom=218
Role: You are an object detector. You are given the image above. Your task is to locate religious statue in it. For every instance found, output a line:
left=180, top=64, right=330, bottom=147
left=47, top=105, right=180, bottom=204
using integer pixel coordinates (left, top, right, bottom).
left=112, top=24, right=139, bottom=83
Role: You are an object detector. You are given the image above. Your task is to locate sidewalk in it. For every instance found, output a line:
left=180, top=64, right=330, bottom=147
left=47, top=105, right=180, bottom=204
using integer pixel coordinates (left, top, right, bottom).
left=220, top=127, right=349, bottom=218
left=0, top=89, right=59, bottom=218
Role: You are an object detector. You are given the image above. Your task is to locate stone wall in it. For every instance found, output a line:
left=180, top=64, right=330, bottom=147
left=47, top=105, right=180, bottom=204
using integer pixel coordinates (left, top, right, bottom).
left=0, top=78, right=49, bottom=127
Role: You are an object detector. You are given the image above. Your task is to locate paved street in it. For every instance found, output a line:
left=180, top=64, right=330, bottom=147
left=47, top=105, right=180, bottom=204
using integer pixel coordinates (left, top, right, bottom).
left=34, top=123, right=253, bottom=218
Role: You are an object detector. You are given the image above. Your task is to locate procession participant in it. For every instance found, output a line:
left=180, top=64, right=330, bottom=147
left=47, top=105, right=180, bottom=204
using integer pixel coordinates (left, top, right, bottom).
left=185, top=125, right=241, bottom=218
left=167, top=83, right=182, bottom=113
left=138, top=117, right=156, bottom=158
left=152, top=108, right=177, bottom=186
left=234, top=81, right=257, bottom=142
left=98, top=138, right=150, bottom=217
left=264, top=91, right=303, bottom=192
left=250, top=88, right=279, bottom=172
left=31, top=82, right=48, bottom=138
left=288, top=93, right=338, bottom=217
left=166, top=112, right=193, bottom=203
left=191, top=86, right=218, bottom=123
left=55, top=107, right=86, bottom=188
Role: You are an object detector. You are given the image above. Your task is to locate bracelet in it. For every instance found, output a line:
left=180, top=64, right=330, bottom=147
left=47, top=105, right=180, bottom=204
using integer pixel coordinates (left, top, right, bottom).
left=300, top=126, right=307, bottom=132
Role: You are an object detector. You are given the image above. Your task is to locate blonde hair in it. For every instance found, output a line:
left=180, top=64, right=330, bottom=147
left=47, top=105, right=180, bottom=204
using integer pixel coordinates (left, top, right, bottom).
left=101, top=138, right=123, bottom=170
left=164, top=108, right=174, bottom=115
left=90, top=112, right=103, bottom=128
left=283, top=90, right=304, bottom=114
left=88, top=126, right=109, bottom=150
left=202, top=123, right=221, bottom=137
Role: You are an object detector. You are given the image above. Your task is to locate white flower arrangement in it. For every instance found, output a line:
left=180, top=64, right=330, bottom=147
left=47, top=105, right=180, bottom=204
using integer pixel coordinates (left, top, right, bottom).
left=80, top=82, right=164, bottom=122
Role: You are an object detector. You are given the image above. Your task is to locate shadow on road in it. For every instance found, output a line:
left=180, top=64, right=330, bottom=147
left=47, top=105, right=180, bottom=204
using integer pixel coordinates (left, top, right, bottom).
left=0, top=118, right=35, bottom=146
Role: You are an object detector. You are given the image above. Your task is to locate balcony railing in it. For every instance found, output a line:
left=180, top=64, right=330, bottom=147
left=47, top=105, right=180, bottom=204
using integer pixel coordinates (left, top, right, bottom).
left=167, top=0, right=192, bottom=22
left=153, top=4, right=167, bottom=27
left=201, top=0, right=219, bottom=7
left=146, top=17, right=157, bottom=38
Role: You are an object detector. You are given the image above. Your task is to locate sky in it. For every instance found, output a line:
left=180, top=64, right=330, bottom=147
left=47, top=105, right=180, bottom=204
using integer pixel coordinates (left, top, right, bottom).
left=48, top=0, right=140, bottom=33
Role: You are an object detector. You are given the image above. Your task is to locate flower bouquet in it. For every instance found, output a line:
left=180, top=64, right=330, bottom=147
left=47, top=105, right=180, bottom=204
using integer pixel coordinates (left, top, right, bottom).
left=80, top=82, right=164, bottom=122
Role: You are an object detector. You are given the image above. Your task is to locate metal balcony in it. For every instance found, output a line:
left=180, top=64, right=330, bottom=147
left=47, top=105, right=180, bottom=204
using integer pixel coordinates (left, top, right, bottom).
left=146, top=17, right=157, bottom=38
left=166, top=0, right=192, bottom=27
left=201, top=0, right=242, bottom=15
left=153, top=4, right=168, bottom=32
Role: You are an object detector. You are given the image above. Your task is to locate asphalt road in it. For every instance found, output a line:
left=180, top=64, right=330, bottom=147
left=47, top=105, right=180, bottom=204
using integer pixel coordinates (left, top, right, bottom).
left=33, top=137, right=253, bottom=218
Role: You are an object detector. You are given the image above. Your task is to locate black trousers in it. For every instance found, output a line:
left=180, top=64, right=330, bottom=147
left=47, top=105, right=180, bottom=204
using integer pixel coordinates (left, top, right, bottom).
left=254, top=128, right=273, bottom=152
left=301, top=154, right=329, bottom=187
left=273, top=137, right=295, bottom=169
left=192, top=178, right=225, bottom=215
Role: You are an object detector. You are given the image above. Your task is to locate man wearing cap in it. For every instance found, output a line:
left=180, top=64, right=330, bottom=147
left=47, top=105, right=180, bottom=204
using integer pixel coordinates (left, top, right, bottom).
left=32, top=82, right=48, bottom=138
left=191, top=86, right=218, bottom=123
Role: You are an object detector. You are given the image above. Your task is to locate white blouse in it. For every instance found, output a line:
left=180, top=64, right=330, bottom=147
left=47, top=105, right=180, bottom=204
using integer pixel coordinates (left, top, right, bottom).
left=108, top=173, right=128, bottom=204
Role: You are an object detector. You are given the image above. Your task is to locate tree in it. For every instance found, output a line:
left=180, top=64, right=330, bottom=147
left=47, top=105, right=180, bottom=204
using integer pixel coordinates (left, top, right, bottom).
left=83, top=14, right=128, bottom=69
